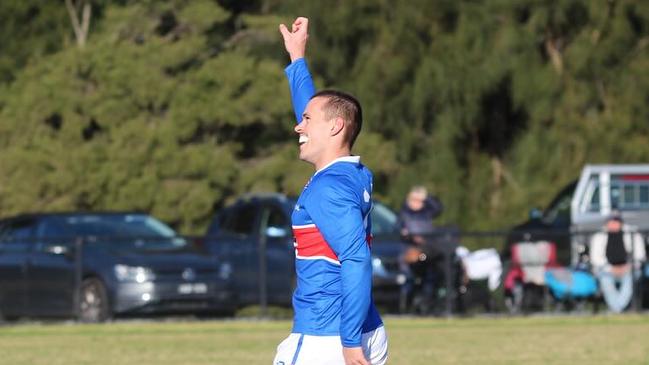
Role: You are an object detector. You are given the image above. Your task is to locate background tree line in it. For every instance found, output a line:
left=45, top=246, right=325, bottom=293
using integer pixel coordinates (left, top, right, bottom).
left=0, top=0, right=647, bottom=241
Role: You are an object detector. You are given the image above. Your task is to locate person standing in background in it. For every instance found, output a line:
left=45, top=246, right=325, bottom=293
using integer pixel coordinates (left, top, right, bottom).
left=398, top=186, right=443, bottom=246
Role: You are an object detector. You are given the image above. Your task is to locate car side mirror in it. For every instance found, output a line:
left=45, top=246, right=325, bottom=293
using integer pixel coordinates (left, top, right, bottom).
left=266, top=226, right=288, bottom=238
left=529, top=208, right=543, bottom=221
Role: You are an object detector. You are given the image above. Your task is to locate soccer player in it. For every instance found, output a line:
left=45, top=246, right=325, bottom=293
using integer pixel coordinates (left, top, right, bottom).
left=273, top=17, right=388, bottom=365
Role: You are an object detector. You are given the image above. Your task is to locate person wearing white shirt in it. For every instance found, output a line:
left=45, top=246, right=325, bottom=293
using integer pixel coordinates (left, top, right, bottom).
left=589, top=212, right=646, bottom=313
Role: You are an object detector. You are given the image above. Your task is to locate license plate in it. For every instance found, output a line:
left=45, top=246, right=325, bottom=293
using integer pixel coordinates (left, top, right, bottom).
left=177, top=283, right=208, bottom=294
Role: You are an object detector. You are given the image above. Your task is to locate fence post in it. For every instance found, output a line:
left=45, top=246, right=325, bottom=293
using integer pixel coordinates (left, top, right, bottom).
left=258, top=210, right=269, bottom=318
left=630, top=230, right=638, bottom=312
left=73, top=237, right=83, bottom=319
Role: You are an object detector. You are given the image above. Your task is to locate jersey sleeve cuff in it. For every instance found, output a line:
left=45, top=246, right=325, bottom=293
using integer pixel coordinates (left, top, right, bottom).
left=342, top=339, right=362, bottom=348
left=284, top=57, right=307, bottom=74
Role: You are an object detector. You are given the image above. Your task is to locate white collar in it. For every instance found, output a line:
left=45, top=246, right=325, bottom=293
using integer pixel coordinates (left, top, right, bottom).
left=314, top=155, right=361, bottom=176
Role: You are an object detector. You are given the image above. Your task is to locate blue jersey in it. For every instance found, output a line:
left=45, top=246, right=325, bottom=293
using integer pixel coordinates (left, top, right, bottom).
left=285, top=59, right=383, bottom=347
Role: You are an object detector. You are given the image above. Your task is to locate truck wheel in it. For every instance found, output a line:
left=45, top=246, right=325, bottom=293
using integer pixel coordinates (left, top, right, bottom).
left=78, top=278, right=111, bottom=323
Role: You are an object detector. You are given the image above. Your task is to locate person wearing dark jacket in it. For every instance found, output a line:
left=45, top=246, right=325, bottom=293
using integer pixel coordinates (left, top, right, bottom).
left=398, top=186, right=446, bottom=314
left=399, top=186, right=443, bottom=246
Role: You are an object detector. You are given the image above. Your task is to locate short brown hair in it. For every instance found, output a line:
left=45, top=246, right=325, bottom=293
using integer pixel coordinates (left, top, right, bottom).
left=311, top=89, right=363, bottom=148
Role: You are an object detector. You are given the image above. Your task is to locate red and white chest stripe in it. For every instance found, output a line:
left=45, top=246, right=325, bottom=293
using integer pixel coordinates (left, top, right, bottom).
left=292, top=224, right=373, bottom=265
left=292, top=224, right=340, bottom=265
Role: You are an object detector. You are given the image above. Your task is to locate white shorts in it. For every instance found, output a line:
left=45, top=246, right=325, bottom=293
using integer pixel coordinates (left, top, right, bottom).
left=273, top=326, right=388, bottom=365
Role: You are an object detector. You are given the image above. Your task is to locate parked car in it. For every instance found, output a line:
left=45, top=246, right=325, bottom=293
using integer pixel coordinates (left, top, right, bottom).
left=0, top=212, right=234, bottom=322
left=202, top=193, right=408, bottom=310
left=506, top=164, right=649, bottom=265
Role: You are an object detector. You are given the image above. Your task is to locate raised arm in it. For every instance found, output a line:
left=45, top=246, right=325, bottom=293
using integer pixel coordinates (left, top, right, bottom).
left=280, top=17, right=316, bottom=123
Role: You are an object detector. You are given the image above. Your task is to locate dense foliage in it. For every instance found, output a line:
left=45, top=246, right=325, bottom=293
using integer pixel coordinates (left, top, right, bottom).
left=0, top=0, right=647, bottom=238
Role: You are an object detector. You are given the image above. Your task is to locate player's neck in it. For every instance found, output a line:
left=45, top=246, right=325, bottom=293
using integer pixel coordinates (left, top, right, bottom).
left=313, top=147, right=352, bottom=171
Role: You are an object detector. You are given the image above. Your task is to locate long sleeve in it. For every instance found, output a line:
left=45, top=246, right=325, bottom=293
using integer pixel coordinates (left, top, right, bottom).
left=427, top=196, right=444, bottom=220
left=628, top=230, right=646, bottom=267
left=284, top=58, right=316, bottom=123
left=589, top=232, right=608, bottom=271
left=633, top=233, right=646, bottom=262
left=305, top=174, right=372, bottom=347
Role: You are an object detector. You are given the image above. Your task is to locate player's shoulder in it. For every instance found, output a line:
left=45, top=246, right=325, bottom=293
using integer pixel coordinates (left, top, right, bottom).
left=321, top=160, right=372, bottom=180
left=312, top=170, right=355, bottom=192
left=311, top=168, right=368, bottom=201
left=316, top=165, right=367, bottom=189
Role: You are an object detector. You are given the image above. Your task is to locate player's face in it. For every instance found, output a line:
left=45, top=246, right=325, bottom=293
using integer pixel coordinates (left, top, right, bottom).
left=295, top=96, right=333, bottom=167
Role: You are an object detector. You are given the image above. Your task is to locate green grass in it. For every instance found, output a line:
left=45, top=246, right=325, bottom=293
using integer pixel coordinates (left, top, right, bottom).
left=1, top=315, right=649, bottom=364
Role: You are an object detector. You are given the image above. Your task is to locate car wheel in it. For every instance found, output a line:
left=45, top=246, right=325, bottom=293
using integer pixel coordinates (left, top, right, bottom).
left=78, top=278, right=111, bottom=323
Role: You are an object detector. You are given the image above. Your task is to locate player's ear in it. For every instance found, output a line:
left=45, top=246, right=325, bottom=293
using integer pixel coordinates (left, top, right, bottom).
left=330, top=117, right=345, bottom=136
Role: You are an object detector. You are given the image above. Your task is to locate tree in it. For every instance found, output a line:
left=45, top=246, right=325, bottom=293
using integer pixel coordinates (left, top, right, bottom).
left=0, top=0, right=294, bottom=233
left=0, top=1, right=69, bottom=83
left=65, top=0, right=92, bottom=48
left=1, top=0, right=648, bottom=243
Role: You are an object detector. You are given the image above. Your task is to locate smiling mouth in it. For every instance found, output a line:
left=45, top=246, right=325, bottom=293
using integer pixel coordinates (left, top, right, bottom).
left=299, top=135, right=309, bottom=145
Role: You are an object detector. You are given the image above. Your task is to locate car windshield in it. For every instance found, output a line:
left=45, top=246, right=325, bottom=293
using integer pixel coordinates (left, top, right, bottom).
left=371, top=202, right=399, bottom=235
left=44, top=214, right=186, bottom=250
left=542, top=182, right=577, bottom=225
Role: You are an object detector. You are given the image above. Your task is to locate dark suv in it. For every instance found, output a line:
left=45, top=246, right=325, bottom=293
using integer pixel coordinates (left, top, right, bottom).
left=0, top=212, right=234, bottom=322
left=203, top=194, right=407, bottom=310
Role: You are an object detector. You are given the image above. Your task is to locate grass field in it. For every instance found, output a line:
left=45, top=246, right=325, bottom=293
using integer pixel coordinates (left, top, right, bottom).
left=1, top=315, right=649, bottom=364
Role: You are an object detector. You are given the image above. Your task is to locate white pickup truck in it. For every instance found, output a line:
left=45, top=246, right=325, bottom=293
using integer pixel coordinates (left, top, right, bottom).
left=570, top=164, right=649, bottom=265
left=507, top=164, right=649, bottom=265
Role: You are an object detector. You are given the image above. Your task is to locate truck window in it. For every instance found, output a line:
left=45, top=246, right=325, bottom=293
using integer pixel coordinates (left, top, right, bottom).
left=583, top=175, right=600, bottom=212
left=623, top=185, right=635, bottom=206
left=220, top=205, right=258, bottom=236
left=610, top=174, right=649, bottom=210
left=266, top=205, right=288, bottom=230
left=263, top=205, right=290, bottom=238
left=0, top=222, right=7, bottom=239
left=38, top=218, right=72, bottom=240
left=641, top=185, right=649, bottom=205
left=0, top=219, right=36, bottom=253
